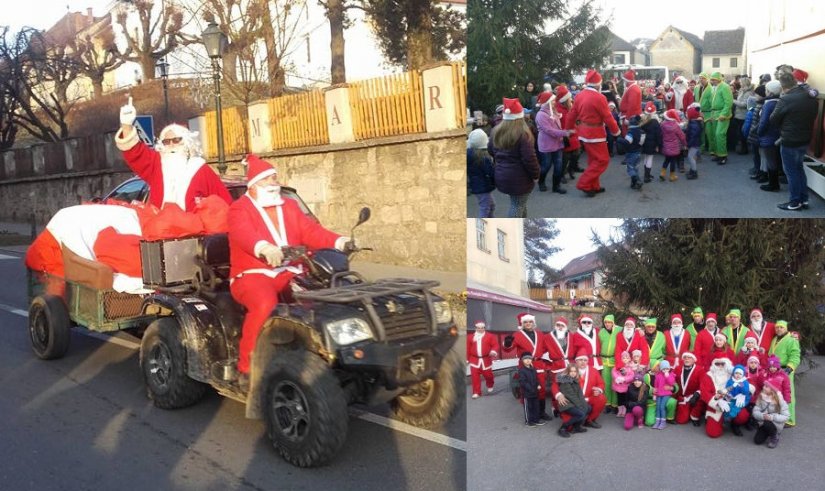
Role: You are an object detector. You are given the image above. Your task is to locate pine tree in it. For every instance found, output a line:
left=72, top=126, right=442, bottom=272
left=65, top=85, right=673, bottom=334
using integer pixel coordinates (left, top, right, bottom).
left=523, top=218, right=561, bottom=285
left=595, top=219, right=825, bottom=349
left=468, top=0, right=609, bottom=114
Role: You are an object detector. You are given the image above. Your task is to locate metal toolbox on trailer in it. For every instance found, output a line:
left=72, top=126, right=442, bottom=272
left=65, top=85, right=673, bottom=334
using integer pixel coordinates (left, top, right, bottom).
left=140, top=237, right=201, bottom=288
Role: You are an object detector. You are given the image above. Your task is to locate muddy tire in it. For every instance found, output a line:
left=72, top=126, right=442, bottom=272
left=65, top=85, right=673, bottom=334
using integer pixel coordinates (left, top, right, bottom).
left=391, top=350, right=462, bottom=428
left=29, top=294, right=71, bottom=360
left=140, top=317, right=207, bottom=409
left=264, top=350, right=348, bottom=468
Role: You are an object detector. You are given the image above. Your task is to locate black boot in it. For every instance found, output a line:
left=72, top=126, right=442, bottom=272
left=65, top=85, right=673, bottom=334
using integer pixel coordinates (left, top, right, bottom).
left=761, top=170, right=780, bottom=191
left=572, top=422, right=587, bottom=433
left=717, top=157, right=727, bottom=165
left=731, top=424, right=743, bottom=436
left=552, top=175, right=567, bottom=194
left=644, top=167, right=652, bottom=183
left=686, top=169, right=698, bottom=180
left=756, top=172, right=769, bottom=184
left=539, top=400, right=552, bottom=421
left=630, top=176, right=642, bottom=190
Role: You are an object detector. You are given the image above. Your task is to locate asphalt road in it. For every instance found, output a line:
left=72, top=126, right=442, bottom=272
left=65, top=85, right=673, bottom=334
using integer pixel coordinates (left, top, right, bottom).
left=0, top=250, right=466, bottom=491
left=467, top=360, right=825, bottom=490
left=467, top=151, right=825, bottom=218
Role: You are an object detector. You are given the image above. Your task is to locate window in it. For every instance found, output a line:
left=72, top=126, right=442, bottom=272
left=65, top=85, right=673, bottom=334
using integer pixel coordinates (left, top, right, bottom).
left=614, top=54, right=625, bottom=64
left=105, top=178, right=148, bottom=204
left=497, top=229, right=508, bottom=261
left=712, top=58, right=720, bottom=68
left=730, top=57, right=738, bottom=68
left=476, top=219, right=488, bottom=252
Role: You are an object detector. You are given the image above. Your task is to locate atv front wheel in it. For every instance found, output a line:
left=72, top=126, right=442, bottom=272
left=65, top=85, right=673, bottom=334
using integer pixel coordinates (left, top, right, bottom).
left=391, top=350, right=462, bottom=428
left=140, top=317, right=207, bottom=409
left=29, top=294, right=70, bottom=360
left=263, top=350, right=348, bottom=467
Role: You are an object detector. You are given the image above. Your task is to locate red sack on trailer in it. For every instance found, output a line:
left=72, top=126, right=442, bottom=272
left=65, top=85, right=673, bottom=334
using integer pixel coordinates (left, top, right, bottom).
left=141, top=203, right=205, bottom=240
left=193, top=195, right=230, bottom=233
left=25, top=229, right=64, bottom=277
left=93, top=226, right=143, bottom=277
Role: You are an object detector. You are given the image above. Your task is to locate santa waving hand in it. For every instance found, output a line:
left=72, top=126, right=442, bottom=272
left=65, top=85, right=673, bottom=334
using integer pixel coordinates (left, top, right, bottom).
left=115, top=96, right=231, bottom=211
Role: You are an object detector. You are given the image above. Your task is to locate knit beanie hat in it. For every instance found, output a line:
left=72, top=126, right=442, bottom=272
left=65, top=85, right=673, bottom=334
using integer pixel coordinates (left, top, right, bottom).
left=767, top=355, right=781, bottom=369
left=766, top=80, right=781, bottom=96
left=467, top=128, right=488, bottom=149
left=604, top=314, right=615, bottom=324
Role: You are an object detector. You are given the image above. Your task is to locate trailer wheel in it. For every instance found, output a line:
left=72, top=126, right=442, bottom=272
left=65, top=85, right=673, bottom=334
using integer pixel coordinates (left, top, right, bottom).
left=29, top=294, right=71, bottom=360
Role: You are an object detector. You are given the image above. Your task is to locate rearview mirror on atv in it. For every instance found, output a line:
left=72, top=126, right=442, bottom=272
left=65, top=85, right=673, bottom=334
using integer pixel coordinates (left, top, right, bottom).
left=356, top=207, right=370, bottom=228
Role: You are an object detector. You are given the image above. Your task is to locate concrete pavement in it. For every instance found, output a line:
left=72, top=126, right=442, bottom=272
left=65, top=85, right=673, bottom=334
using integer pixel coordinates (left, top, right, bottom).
left=468, top=151, right=825, bottom=217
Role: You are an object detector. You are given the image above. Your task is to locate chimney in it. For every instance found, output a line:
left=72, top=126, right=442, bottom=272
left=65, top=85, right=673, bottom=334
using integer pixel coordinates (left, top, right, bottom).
left=87, top=7, right=93, bottom=21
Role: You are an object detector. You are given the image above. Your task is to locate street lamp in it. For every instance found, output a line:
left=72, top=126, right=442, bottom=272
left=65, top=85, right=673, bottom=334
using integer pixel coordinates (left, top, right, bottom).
left=202, top=22, right=228, bottom=174
left=156, top=57, right=170, bottom=123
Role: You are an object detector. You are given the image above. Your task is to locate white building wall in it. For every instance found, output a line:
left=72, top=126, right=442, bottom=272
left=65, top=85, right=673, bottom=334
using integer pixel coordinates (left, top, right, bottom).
left=467, top=218, right=526, bottom=297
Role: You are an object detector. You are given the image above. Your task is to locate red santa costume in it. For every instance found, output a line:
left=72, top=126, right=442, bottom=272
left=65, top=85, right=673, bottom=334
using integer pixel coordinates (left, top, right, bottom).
left=506, top=313, right=551, bottom=417
left=569, top=315, right=602, bottom=370
left=672, top=76, right=694, bottom=111
left=555, top=86, right=580, bottom=154
left=619, top=70, right=643, bottom=122
left=693, top=313, right=719, bottom=371
left=747, top=308, right=776, bottom=354
left=699, top=357, right=751, bottom=438
left=709, top=332, right=736, bottom=364
left=553, top=351, right=606, bottom=425
left=543, top=316, right=572, bottom=376
left=228, top=155, right=346, bottom=375
left=664, top=314, right=691, bottom=368
left=467, top=321, right=499, bottom=398
left=115, top=119, right=231, bottom=212
left=673, top=352, right=703, bottom=424
left=664, top=84, right=676, bottom=111
left=736, top=335, right=767, bottom=367
left=614, top=318, right=646, bottom=366
left=564, top=70, right=620, bottom=195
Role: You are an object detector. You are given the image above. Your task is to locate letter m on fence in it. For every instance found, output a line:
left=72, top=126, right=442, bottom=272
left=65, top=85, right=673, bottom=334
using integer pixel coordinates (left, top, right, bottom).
left=428, top=86, right=443, bottom=110
left=251, top=118, right=262, bottom=138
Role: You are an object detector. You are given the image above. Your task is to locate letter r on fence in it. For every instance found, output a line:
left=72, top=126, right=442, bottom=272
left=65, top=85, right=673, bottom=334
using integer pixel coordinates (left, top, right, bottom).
left=428, top=86, right=442, bottom=110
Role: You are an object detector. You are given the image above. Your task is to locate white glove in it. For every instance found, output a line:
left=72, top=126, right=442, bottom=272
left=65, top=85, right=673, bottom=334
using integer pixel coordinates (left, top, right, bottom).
left=258, top=242, right=284, bottom=266
left=718, top=399, right=731, bottom=413
left=120, top=96, right=136, bottom=126
left=734, top=394, right=746, bottom=408
left=490, top=350, right=498, bottom=359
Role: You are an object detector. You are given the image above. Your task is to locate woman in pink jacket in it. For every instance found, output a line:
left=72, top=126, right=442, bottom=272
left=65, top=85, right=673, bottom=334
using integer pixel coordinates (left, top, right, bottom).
left=535, top=92, right=574, bottom=194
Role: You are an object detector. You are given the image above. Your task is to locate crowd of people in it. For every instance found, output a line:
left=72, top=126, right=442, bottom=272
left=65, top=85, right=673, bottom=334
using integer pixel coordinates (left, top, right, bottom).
left=467, top=65, right=821, bottom=216
left=467, top=307, right=801, bottom=448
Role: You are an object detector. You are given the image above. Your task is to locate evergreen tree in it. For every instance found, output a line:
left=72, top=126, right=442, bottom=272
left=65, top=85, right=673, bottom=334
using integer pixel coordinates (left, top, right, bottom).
left=524, top=218, right=561, bottom=285
left=468, top=0, right=610, bottom=114
left=595, top=219, right=825, bottom=349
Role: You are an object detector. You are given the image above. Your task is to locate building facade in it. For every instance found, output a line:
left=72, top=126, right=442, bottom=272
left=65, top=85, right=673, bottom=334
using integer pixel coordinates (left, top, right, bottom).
left=649, top=26, right=703, bottom=78
left=701, top=28, right=746, bottom=78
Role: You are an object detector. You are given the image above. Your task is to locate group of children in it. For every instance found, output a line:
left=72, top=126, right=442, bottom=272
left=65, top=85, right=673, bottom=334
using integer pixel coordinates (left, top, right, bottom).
left=610, top=351, right=678, bottom=430
left=612, top=101, right=704, bottom=191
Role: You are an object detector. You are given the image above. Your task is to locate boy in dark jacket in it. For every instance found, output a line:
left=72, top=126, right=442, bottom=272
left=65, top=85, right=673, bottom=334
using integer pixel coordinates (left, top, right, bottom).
left=467, top=129, right=496, bottom=217
left=621, top=115, right=644, bottom=190
left=685, top=105, right=704, bottom=180
left=518, top=353, right=544, bottom=427
left=640, top=103, right=662, bottom=183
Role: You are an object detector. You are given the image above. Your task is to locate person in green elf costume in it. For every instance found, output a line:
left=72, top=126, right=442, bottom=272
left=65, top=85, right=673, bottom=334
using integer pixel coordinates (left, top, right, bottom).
left=686, top=306, right=704, bottom=351
left=642, top=317, right=666, bottom=369
left=722, top=308, right=751, bottom=352
left=769, top=320, right=801, bottom=426
left=599, top=314, right=620, bottom=413
left=643, top=367, right=678, bottom=426
left=708, top=72, right=733, bottom=164
left=696, top=73, right=714, bottom=154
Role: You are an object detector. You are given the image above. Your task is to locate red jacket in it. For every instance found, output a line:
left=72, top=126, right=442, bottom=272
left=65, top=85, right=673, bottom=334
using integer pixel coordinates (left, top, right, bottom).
left=614, top=330, right=646, bottom=368
left=555, top=103, right=580, bottom=151
left=228, top=195, right=340, bottom=278
left=564, top=87, right=620, bottom=143
left=693, top=328, right=717, bottom=371
left=543, top=330, right=572, bottom=374
left=569, top=328, right=602, bottom=369
left=736, top=347, right=767, bottom=367
left=749, top=322, right=776, bottom=354
left=117, top=134, right=231, bottom=212
left=674, top=363, right=702, bottom=404
left=467, top=332, right=500, bottom=370
left=664, top=329, right=692, bottom=368
left=619, top=83, right=642, bottom=118
left=746, top=367, right=766, bottom=403
left=510, top=329, right=548, bottom=372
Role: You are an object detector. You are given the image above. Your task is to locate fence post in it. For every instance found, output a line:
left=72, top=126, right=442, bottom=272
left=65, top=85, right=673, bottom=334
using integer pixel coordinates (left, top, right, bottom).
left=421, top=62, right=459, bottom=133
left=247, top=101, right=273, bottom=154
left=324, top=85, right=355, bottom=144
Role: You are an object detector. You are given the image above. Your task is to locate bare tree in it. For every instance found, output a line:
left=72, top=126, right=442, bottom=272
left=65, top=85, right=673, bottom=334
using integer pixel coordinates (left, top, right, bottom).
left=70, top=23, right=127, bottom=98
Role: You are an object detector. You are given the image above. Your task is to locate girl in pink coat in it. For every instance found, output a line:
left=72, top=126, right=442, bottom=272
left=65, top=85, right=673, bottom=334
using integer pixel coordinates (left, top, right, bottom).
left=652, top=360, right=676, bottom=429
left=612, top=351, right=633, bottom=417
left=659, top=109, right=687, bottom=182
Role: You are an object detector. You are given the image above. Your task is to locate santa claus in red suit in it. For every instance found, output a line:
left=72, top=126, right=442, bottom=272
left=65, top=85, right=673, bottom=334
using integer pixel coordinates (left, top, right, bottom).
left=505, top=313, right=551, bottom=420
left=747, top=308, right=775, bottom=354
left=619, top=70, right=642, bottom=123
left=673, top=352, right=703, bottom=424
left=664, top=313, right=691, bottom=368
left=543, top=316, right=572, bottom=376
left=569, top=314, right=602, bottom=370
left=672, top=76, right=694, bottom=111
left=553, top=350, right=606, bottom=428
left=563, top=69, right=621, bottom=196
left=699, top=357, right=751, bottom=438
left=116, top=96, right=232, bottom=211
left=709, top=332, right=736, bottom=364
left=614, top=318, right=645, bottom=366
left=228, top=155, right=351, bottom=387
left=467, top=320, right=499, bottom=399
left=693, top=312, right=720, bottom=371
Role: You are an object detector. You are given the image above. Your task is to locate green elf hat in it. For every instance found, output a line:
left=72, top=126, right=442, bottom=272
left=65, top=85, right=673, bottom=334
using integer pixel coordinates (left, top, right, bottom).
left=604, top=314, right=615, bottom=323
left=644, top=317, right=657, bottom=327
left=691, top=307, right=703, bottom=316
left=710, top=72, right=723, bottom=81
left=698, top=72, right=709, bottom=80
left=775, top=320, right=788, bottom=329
left=727, top=309, right=741, bottom=318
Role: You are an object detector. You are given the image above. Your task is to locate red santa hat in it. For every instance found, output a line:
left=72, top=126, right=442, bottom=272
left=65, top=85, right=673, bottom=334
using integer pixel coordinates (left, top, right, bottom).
left=622, top=70, right=636, bottom=82
left=670, top=313, right=683, bottom=324
left=705, top=313, right=718, bottom=323
left=585, top=69, right=602, bottom=86
left=624, top=317, right=636, bottom=328
left=681, top=351, right=697, bottom=361
left=714, top=332, right=728, bottom=342
left=743, top=335, right=758, bottom=345
left=502, top=97, right=524, bottom=120
left=517, top=312, right=535, bottom=326
left=578, top=314, right=594, bottom=325
left=245, top=154, right=278, bottom=187
left=793, top=69, right=809, bottom=83
left=644, top=101, right=657, bottom=114
left=555, top=316, right=568, bottom=328
left=537, top=91, right=553, bottom=105
left=763, top=378, right=782, bottom=395
left=663, top=109, right=679, bottom=121
left=474, top=320, right=486, bottom=329
left=608, top=101, right=617, bottom=109
left=555, top=85, right=571, bottom=104
left=750, top=308, right=763, bottom=317
left=575, top=349, right=589, bottom=361
left=687, top=105, right=701, bottom=121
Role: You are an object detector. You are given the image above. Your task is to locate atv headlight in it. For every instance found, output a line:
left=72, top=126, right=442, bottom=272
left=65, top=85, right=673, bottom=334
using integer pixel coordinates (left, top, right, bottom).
left=325, top=318, right=373, bottom=345
left=433, top=300, right=452, bottom=324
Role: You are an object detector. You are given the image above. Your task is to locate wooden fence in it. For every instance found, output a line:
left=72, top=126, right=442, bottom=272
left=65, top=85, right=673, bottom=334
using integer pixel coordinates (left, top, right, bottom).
left=204, top=105, right=248, bottom=158
left=348, top=70, right=425, bottom=140
left=451, top=61, right=467, bottom=128
left=269, top=90, right=329, bottom=149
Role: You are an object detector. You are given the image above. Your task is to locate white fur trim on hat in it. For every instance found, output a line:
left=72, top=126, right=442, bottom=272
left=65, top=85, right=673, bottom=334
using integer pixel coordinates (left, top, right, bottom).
left=502, top=111, right=524, bottom=121
left=520, top=314, right=535, bottom=324
left=681, top=352, right=697, bottom=360
left=558, top=92, right=571, bottom=103
left=575, top=354, right=589, bottom=361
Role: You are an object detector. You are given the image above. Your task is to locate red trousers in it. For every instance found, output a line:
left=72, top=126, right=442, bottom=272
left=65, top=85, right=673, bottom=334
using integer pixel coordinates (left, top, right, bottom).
left=230, top=272, right=295, bottom=374
left=576, top=141, right=611, bottom=192
left=706, top=408, right=750, bottom=438
left=470, top=366, right=494, bottom=396
left=675, top=399, right=707, bottom=423
left=560, top=393, right=606, bottom=424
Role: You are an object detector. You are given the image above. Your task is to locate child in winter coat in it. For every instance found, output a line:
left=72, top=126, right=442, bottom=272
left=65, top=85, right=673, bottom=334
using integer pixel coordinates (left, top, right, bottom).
left=555, top=365, right=591, bottom=438
left=737, top=336, right=766, bottom=367
left=612, top=351, right=633, bottom=417
left=764, top=355, right=792, bottom=408
left=659, top=109, right=687, bottom=182
left=745, top=355, right=766, bottom=427
left=685, top=105, right=704, bottom=180
left=640, top=102, right=662, bottom=183
left=467, top=129, right=495, bottom=217
left=629, top=349, right=646, bottom=376
left=624, top=373, right=649, bottom=430
left=724, top=365, right=751, bottom=421
left=752, top=379, right=790, bottom=448
left=606, top=102, right=620, bottom=157
left=517, top=352, right=544, bottom=427
left=621, top=115, right=644, bottom=190
left=652, top=360, right=676, bottom=429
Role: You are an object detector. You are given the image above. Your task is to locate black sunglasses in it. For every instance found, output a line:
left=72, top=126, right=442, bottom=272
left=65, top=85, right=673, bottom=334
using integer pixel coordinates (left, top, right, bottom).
left=161, top=136, right=183, bottom=145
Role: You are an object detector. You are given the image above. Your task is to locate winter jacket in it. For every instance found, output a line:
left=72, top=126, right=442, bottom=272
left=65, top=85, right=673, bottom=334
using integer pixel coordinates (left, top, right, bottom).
left=653, top=370, right=676, bottom=397
left=488, top=129, right=540, bottom=196
left=742, top=108, right=756, bottom=139
left=752, top=394, right=790, bottom=433
left=535, top=105, right=567, bottom=153
left=769, top=85, right=819, bottom=147
left=467, top=148, right=495, bottom=195
left=641, top=118, right=662, bottom=155
left=618, top=120, right=643, bottom=154
left=518, top=365, right=539, bottom=399
left=686, top=119, right=703, bottom=148
left=555, top=373, right=589, bottom=412
left=611, top=366, right=633, bottom=393
left=757, top=97, right=781, bottom=148
left=625, top=382, right=649, bottom=411
left=733, top=87, right=755, bottom=120
left=660, top=120, right=686, bottom=156
left=746, top=103, right=763, bottom=145
left=724, top=377, right=751, bottom=419
left=764, top=369, right=792, bottom=404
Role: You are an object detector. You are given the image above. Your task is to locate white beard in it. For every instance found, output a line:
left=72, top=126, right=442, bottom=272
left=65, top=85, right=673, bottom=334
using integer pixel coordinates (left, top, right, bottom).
left=623, top=328, right=635, bottom=340
left=751, top=320, right=763, bottom=333
left=582, top=326, right=593, bottom=336
left=160, top=151, right=203, bottom=210
left=671, top=326, right=683, bottom=336
left=673, top=84, right=687, bottom=110
left=473, top=332, right=484, bottom=342
left=555, top=328, right=567, bottom=339
left=255, top=186, right=285, bottom=207
left=709, top=364, right=732, bottom=389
